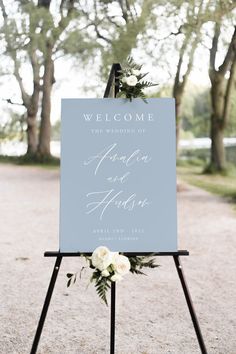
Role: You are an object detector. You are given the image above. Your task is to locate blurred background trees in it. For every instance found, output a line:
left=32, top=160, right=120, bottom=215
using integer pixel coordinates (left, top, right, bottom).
left=0, top=0, right=235, bottom=172
left=0, top=0, right=98, bottom=159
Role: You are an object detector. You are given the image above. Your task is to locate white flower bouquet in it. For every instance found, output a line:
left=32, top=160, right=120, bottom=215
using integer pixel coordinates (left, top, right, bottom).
left=67, top=246, right=159, bottom=305
left=116, top=57, right=158, bottom=102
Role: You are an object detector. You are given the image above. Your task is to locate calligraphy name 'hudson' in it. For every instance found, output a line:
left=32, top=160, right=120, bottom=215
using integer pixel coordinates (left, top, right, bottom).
left=83, top=113, right=154, bottom=122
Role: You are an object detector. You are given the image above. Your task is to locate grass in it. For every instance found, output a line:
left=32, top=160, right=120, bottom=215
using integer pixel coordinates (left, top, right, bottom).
left=0, top=154, right=60, bottom=169
left=177, top=160, right=236, bottom=207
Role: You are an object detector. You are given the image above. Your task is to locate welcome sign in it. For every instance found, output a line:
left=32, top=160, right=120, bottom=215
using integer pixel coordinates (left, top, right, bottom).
left=60, top=98, right=177, bottom=252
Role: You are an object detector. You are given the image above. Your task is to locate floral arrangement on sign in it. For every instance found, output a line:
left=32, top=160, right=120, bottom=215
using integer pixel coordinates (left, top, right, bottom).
left=67, top=246, right=159, bottom=305
left=116, top=57, right=158, bottom=102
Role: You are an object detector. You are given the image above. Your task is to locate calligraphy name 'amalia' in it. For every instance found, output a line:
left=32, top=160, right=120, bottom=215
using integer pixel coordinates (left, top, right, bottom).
left=84, top=143, right=151, bottom=175
left=83, top=113, right=154, bottom=122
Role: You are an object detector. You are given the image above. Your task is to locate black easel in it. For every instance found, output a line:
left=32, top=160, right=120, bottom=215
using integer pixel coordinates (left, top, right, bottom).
left=30, top=64, right=208, bottom=354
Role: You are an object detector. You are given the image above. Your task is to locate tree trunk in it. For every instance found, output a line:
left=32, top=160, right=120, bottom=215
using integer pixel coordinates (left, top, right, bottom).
left=210, top=115, right=225, bottom=171
left=26, top=112, right=38, bottom=154
left=37, top=45, right=54, bottom=158
left=208, top=72, right=226, bottom=171
left=173, top=86, right=184, bottom=156
left=26, top=79, right=40, bottom=155
left=175, top=94, right=182, bottom=154
left=208, top=25, right=236, bottom=173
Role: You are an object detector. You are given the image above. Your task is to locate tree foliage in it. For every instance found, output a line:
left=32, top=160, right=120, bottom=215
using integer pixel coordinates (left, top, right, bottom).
left=0, top=0, right=99, bottom=158
left=0, top=0, right=236, bottom=170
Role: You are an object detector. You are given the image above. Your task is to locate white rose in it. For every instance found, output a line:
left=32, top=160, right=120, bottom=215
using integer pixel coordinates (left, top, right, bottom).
left=111, top=252, right=119, bottom=263
left=132, top=69, right=140, bottom=76
left=112, top=254, right=130, bottom=276
left=121, top=76, right=127, bottom=83
left=126, top=75, right=138, bottom=86
left=91, top=246, right=112, bottom=271
left=101, top=269, right=110, bottom=277
left=111, top=273, right=123, bottom=282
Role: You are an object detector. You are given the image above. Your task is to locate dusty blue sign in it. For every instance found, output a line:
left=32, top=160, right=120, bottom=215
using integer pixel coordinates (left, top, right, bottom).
left=60, top=98, right=177, bottom=252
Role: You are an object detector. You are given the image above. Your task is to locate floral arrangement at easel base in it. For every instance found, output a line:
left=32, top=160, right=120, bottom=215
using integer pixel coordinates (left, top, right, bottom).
left=116, top=57, right=158, bottom=102
left=67, top=246, right=159, bottom=305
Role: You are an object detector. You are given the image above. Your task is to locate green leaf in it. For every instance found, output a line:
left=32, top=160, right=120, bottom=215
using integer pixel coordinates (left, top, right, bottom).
left=116, top=92, right=126, bottom=98
left=94, top=276, right=111, bottom=306
left=128, top=254, right=159, bottom=275
left=66, top=272, right=78, bottom=288
left=66, top=273, right=73, bottom=278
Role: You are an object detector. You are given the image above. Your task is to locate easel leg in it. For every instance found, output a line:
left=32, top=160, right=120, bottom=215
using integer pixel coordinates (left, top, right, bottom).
left=173, top=256, right=207, bottom=354
left=110, top=281, right=116, bottom=354
left=30, top=255, right=62, bottom=354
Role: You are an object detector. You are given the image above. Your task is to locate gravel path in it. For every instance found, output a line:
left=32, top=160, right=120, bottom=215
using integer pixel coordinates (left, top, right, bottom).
left=0, top=163, right=236, bottom=354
